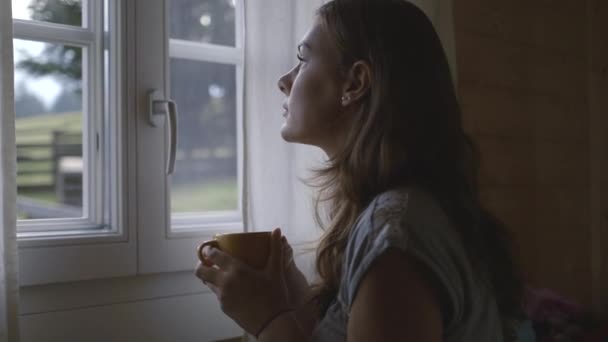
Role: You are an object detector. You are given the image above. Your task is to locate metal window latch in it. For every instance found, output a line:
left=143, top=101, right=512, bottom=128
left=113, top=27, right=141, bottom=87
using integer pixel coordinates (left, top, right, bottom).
left=148, top=90, right=178, bottom=175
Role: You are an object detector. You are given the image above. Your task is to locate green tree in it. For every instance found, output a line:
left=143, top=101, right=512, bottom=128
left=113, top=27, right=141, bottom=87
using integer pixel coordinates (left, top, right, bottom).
left=52, top=89, right=81, bottom=113
left=16, top=0, right=82, bottom=92
left=14, top=82, right=46, bottom=118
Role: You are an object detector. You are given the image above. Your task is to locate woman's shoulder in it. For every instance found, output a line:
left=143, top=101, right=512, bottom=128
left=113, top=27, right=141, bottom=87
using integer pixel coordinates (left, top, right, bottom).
left=347, top=186, right=417, bottom=252
left=348, top=185, right=453, bottom=259
left=364, top=185, right=439, bottom=228
left=340, top=185, right=449, bottom=308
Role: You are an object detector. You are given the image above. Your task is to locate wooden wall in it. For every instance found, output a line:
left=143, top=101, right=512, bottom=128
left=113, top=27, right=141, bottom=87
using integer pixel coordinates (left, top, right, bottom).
left=453, top=0, right=607, bottom=312
left=590, top=0, right=608, bottom=316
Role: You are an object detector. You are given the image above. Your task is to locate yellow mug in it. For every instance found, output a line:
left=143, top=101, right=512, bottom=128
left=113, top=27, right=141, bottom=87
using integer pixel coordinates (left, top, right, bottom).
left=197, top=231, right=272, bottom=269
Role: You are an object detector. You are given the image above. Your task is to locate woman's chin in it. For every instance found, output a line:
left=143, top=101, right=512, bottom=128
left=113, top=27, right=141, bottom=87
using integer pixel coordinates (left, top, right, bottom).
left=280, top=124, right=299, bottom=143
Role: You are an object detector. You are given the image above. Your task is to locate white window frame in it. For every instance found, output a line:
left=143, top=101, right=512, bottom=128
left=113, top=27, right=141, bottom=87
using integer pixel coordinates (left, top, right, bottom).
left=135, top=0, right=246, bottom=274
left=168, top=7, right=245, bottom=236
left=14, top=2, right=107, bottom=235
left=15, top=0, right=247, bottom=285
left=16, top=0, right=136, bottom=287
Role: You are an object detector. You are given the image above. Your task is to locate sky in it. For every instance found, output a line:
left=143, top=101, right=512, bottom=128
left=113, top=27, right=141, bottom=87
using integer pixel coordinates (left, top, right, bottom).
left=12, top=0, right=66, bottom=109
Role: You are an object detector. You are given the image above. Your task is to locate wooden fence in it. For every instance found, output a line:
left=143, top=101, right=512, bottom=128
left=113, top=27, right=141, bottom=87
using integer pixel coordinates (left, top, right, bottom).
left=17, top=130, right=82, bottom=188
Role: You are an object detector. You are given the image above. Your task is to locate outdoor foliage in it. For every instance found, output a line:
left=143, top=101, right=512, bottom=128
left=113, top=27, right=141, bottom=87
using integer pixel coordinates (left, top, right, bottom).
left=17, top=0, right=82, bottom=93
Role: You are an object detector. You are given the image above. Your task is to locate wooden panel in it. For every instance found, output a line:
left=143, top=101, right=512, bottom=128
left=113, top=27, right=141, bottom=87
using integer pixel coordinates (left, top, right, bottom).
left=590, top=0, right=608, bottom=73
left=601, top=75, right=608, bottom=316
left=534, top=141, right=589, bottom=186
left=454, top=0, right=586, bottom=56
left=476, top=138, right=590, bottom=187
left=479, top=186, right=538, bottom=282
left=591, top=12, right=608, bottom=312
left=534, top=185, right=592, bottom=307
left=477, top=136, right=535, bottom=186
left=456, top=31, right=586, bottom=99
left=533, top=99, right=588, bottom=142
left=602, top=71, right=608, bottom=315
left=455, top=0, right=599, bottom=313
left=535, top=186, right=590, bottom=229
left=460, top=85, right=535, bottom=138
left=460, top=83, right=588, bottom=141
left=479, top=186, right=536, bottom=234
left=479, top=186, right=593, bottom=307
left=530, top=222, right=593, bottom=308
left=587, top=67, right=604, bottom=314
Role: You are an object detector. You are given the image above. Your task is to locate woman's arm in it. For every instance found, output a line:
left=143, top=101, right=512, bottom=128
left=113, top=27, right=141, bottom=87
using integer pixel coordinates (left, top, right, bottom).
left=257, top=311, right=308, bottom=342
left=347, top=249, right=443, bottom=342
left=258, top=268, right=319, bottom=342
left=282, top=237, right=319, bottom=333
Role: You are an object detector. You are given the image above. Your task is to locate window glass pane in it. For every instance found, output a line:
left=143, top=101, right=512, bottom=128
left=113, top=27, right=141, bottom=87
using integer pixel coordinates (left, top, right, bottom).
left=11, top=0, right=83, bottom=27
left=170, top=59, right=238, bottom=213
left=14, top=39, right=84, bottom=220
left=169, top=0, right=236, bottom=47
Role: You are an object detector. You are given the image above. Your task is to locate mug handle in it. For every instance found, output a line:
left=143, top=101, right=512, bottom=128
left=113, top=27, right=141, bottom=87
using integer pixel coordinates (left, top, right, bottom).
left=197, top=240, right=219, bottom=266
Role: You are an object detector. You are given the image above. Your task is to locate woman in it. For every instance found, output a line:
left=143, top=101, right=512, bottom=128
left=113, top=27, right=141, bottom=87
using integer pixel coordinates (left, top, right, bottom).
left=195, top=0, right=525, bottom=340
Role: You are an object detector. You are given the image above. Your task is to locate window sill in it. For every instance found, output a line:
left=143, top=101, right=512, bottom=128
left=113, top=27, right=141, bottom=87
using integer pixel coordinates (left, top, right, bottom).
left=17, top=225, right=125, bottom=248
left=19, top=270, right=206, bottom=315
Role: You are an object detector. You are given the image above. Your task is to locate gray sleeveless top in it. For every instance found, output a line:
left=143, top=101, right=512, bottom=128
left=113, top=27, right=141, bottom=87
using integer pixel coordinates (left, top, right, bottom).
left=310, top=186, right=505, bottom=341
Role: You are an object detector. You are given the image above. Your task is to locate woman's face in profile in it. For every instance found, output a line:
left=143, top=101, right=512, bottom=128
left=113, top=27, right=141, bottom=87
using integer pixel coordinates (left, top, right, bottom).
left=277, top=19, right=349, bottom=153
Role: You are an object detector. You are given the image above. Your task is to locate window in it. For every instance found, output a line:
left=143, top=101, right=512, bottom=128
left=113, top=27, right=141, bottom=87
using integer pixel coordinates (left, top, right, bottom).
left=168, top=0, right=244, bottom=234
left=135, top=0, right=245, bottom=274
left=13, top=0, right=116, bottom=233
left=13, top=0, right=132, bottom=286
left=14, top=0, right=246, bottom=285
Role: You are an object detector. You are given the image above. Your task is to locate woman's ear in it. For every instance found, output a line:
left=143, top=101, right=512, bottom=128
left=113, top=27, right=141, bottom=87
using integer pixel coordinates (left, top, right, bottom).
left=341, top=60, right=372, bottom=106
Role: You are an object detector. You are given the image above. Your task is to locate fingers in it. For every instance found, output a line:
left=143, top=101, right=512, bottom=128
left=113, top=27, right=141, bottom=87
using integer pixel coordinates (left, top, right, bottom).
left=205, top=247, right=236, bottom=270
left=282, top=236, right=294, bottom=267
left=267, top=227, right=284, bottom=273
left=195, top=261, right=222, bottom=286
left=195, top=262, right=221, bottom=296
left=207, top=282, right=220, bottom=296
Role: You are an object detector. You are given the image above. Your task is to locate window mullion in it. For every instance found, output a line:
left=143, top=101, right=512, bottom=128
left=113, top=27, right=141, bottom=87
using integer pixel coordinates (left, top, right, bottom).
left=169, top=40, right=243, bottom=65
left=15, top=0, right=136, bottom=288
left=15, top=1, right=119, bottom=237
left=135, top=0, right=172, bottom=274
left=12, top=19, right=95, bottom=46
left=104, top=0, right=126, bottom=234
left=235, top=0, right=244, bottom=49
left=86, top=0, right=105, bottom=226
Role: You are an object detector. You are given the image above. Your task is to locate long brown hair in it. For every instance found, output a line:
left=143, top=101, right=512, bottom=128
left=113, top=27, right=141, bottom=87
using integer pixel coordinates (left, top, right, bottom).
left=309, top=0, right=524, bottom=339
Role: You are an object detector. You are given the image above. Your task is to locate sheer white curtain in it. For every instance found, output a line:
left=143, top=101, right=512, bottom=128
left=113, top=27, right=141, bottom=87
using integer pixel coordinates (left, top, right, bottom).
left=0, top=0, right=21, bottom=341
left=242, top=0, right=325, bottom=248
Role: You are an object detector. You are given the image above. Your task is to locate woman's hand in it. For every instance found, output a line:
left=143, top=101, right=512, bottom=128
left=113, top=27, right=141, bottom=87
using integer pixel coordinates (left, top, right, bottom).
left=195, top=228, right=291, bottom=336
left=281, top=236, right=312, bottom=307
left=281, top=236, right=319, bottom=335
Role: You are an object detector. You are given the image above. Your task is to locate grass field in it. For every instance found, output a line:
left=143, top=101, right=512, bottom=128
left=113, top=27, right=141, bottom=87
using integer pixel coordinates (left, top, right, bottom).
left=171, top=179, right=238, bottom=212
left=16, top=112, right=237, bottom=215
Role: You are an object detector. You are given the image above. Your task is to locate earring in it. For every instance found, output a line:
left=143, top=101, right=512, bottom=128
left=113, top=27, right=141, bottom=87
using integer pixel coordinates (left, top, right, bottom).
left=341, top=95, right=350, bottom=104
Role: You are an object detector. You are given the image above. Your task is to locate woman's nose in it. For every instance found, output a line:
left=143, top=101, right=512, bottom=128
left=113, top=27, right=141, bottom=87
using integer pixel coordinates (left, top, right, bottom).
left=277, top=73, right=291, bottom=95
